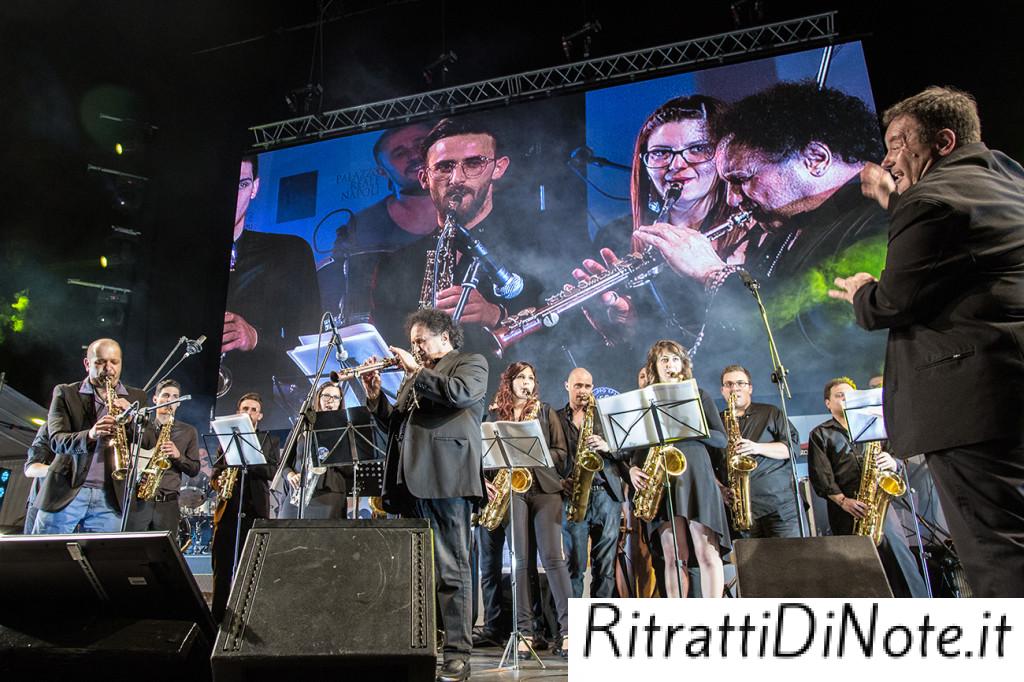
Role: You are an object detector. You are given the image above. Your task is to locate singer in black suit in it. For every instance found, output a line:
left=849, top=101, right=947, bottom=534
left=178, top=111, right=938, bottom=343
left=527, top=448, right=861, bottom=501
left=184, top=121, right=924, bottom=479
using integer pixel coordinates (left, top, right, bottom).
left=831, top=87, right=1024, bottom=597
left=210, top=392, right=280, bottom=623
left=362, top=308, right=486, bottom=682
left=33, top=338, right=157, bottom=534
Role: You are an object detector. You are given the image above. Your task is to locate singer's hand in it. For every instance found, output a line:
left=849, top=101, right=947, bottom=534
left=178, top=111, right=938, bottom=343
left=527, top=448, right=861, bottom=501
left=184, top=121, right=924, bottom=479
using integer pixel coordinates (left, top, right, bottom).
left=828, top=273, right=876, bottom=304
left=635, top=222, right=725, bottom=286
left=434, top=286, right=501, bottom=327
left=572, top=248, right=635, bottom=326
left=860, top=162, right=896, bottom=209
left=88, top=414, right=118, bottom=441
left=388, top=347, right=421, bottom=374
left=160, top=440, right=181, bottom=460
left=222, top=312, right=259, bottom=352
left=360, top=355, right=382, bottom=401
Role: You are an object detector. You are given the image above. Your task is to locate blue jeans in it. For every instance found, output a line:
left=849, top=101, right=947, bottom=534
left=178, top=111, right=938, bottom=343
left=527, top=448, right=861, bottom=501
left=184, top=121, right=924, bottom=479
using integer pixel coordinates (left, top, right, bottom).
left=562, top=486, right=621, bottom=598
left=32, top=487, right=121, bottom=534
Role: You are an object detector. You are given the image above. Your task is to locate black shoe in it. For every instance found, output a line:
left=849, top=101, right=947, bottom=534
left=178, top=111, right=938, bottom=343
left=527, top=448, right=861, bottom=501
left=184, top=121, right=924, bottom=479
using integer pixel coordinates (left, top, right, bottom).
left=530, top=632, right=549, bottom=652
left=437, top=658, right=471, bottom=682
left=553, top=635, right=568, bottom=659
left=471, top=628, right=501, bottom=647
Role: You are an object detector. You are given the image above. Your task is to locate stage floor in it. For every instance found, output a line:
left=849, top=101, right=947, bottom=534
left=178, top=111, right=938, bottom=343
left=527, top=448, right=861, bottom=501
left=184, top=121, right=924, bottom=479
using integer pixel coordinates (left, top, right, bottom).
left=461, top=645, right=568, bottom=681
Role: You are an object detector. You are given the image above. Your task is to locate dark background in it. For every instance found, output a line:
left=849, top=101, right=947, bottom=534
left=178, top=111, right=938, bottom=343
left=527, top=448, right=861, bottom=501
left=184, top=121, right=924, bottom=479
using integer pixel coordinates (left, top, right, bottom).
left=2, top=0, right=1022, bottom=427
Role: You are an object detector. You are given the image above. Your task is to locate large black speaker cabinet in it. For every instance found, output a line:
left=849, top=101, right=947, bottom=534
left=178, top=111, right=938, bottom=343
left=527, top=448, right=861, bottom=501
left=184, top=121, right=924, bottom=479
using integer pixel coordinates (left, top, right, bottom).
left=734, top=536, right=893, bottom=597
left=0, top=531, right=215, bottom=681
left=211, top=519, right=436, bottom=682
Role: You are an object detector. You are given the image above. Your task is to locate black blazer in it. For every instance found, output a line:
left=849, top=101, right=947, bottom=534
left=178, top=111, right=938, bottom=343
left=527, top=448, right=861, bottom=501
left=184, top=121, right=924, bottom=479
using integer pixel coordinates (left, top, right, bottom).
left=853, top=143, right=1024, bottom=454
left=213, top=431, right=280, bottom=520
left=40, top=382, right=156, bottom=513
left=371, top=350, right=488, bottom=509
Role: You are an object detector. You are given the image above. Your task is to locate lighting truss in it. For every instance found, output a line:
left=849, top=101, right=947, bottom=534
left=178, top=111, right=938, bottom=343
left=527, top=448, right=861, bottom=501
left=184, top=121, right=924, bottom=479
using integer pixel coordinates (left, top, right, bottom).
left=250, top=12, right=836, bottom=149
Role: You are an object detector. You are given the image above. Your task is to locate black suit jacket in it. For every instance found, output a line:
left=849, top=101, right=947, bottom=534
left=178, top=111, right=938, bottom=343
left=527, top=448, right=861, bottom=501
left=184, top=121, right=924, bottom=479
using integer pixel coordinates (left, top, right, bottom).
left=40, top=382, right=156, bottom=513
left=853, top=143, right=1024, bottom=454
left=213, top=431, right=280, bottom=520
left=370, top=351, right=488, bottom=509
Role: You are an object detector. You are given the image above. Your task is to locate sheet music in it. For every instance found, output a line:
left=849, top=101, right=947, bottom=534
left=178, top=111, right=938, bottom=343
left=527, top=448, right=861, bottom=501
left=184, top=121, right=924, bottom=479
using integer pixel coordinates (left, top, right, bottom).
left=480, top=419, right=553, bottom=469
left=844, top=387, right=887, bottom=443
left=210, top=414, right=267, bottom=466
left=596, top=378, right=707, bottom=451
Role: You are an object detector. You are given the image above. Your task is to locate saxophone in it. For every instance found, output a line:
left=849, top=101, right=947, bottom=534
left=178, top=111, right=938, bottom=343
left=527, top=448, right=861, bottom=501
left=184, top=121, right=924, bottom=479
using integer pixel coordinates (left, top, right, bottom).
left=216, top=466, right=239, bottom=500
left=475, top=400, right=538, bottom=530
left=105, top=376, right=131, bottom=481
left=417, top=210, right=457, bottom=309
left=632, top=377, right=687, bottom=522
left=852, top=441, right=907, bottom=545
left=723, top=394, right=758, bottom=531
left=137, top=416, right=174, bottom=501
left=566, top=393, right=604, bottom=523
left=290, top=446, right=329, bottom=510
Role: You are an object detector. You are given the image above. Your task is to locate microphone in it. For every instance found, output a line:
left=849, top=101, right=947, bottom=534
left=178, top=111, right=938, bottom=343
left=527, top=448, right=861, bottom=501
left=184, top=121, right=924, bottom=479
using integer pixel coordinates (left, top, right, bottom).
left=115, top=401, right=141, bottom=425
left=738, top=269, right=760, bottom=290
left=568, top=146, right=630, bottom=170
left=324, top=315, right=349, bottom=362
left=452, top=224, right=524, bottom=299
left=185, top=335, right=206, bottom=356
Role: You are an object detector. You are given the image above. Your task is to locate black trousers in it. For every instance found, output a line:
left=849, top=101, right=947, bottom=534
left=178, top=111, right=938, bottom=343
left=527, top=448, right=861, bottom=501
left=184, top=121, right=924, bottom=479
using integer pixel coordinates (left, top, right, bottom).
left=413, top=497, right=474, bottom=662
left=508, top=490, right=571, bottom=636
left=927, top=438, right=1024, bottom=597
left=125, top=498, right=180, bottom=533
left=211, top=510, right=256, bottom=624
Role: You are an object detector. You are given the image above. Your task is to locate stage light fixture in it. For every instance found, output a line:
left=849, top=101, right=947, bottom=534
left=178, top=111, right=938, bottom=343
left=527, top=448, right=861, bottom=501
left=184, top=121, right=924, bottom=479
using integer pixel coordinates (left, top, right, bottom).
left=422, top=51, right=458, bottom=85
left=99, top=255, right=109, bottom=268
left=30, top=417, right=46, bottom=427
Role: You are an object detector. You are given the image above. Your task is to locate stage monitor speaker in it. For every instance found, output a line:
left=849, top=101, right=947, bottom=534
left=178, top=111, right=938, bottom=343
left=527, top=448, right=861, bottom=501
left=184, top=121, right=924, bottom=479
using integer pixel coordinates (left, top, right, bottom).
left=734, top=536, right=893, bottom=597
left=211, top=519, right=435, bottom=682
left=0, top=531, right=215, bottom=680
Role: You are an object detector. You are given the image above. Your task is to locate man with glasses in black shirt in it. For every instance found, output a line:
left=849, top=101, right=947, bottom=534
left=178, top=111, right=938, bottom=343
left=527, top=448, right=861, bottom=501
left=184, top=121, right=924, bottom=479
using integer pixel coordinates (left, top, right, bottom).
left=712, top=364, right=802, bottom=538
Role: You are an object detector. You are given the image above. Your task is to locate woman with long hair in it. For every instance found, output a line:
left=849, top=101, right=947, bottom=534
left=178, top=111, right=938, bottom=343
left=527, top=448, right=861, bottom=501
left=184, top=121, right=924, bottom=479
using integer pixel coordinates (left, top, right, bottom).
left=479, top=361, right=573, bottom=656
left=628, top=340, right=730, bottom=597
left=282, top=381, right=348, bottom=519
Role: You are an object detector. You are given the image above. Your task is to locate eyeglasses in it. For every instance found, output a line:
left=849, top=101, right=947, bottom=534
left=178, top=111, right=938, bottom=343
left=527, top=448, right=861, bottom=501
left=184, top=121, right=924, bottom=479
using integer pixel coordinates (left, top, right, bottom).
left=641, top=143, right=716, bottom=169
left=320, top=394, right=341, bottom=402
left=722, top=381, right=750, bottom=389
left=426, top=156, right=495, bottom=179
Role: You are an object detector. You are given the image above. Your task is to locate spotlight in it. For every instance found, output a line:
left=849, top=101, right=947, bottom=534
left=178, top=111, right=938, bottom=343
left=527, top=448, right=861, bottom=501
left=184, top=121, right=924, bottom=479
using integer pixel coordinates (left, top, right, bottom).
left=561, top=20, right=602, bottom=60
left=30, top=417, right=46, bottom=427
left=422, top=51, right=458, bottom=85
left=100, top=256, right=109, bottom=268
left=99, top=114, right=157, bottom=159
left=284, top=83, right=323, bottom=115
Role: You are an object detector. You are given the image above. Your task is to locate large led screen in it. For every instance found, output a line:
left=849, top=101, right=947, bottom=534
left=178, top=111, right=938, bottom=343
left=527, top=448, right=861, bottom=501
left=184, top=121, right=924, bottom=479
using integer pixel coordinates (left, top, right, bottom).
left=220, top=42, right=887, bottom=430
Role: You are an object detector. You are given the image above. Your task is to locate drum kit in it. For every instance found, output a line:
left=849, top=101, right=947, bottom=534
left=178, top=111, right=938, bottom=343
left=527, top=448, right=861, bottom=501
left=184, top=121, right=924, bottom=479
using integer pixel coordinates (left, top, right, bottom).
left=178, top=472, right=216, bottom=555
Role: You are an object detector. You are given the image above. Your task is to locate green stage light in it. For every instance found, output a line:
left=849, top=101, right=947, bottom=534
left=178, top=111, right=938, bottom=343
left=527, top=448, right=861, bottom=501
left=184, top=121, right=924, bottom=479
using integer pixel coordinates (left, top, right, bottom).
left=100, top=255, right=109, bottom=268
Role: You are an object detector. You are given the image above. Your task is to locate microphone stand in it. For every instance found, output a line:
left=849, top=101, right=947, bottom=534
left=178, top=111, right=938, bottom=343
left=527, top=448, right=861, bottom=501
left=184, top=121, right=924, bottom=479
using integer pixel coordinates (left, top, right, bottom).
left=118, top=394, right=192, bottom=532
left=452, top=257, right=482, bottom=324
left=740, top=273, right=808, bottom=537
left=270, top=313, right=341, bottom=519
left=143, top=336, right=205, bottom=393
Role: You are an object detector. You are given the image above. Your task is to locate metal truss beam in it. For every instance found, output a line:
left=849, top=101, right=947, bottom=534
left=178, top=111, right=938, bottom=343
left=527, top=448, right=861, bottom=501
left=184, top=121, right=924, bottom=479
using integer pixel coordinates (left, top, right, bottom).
left=250, top=12, right=836, bottom=149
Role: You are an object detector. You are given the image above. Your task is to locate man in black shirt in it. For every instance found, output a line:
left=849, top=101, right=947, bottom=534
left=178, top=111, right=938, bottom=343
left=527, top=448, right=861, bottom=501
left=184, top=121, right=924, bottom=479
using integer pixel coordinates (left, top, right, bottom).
left=126, top=379, right=201, bottom=533
left=557, top=367, right=625, bottom=598
left=210, top=392, right=280, bottom=623
left=221, top=155, right=322, bottom=429
left=713, top=364, right=801, bottom=538
left=807, top=378, right=927, bottom=597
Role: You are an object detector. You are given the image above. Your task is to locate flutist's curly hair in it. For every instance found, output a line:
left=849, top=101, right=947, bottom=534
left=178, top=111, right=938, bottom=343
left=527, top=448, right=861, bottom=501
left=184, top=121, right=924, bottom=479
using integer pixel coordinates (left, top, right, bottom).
left=722, top=81, right=882, bottom=164
left=404, top=307, right=464, bottom=350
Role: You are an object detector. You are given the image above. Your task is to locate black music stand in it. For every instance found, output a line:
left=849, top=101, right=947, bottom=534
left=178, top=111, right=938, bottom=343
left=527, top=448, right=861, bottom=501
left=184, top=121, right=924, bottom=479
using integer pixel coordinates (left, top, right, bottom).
left=481, top=419, right=553, bottom=672
left=597, top=379, right=709, bottom=597
left=210, top=415, right=267, bottom=571
left=301, top=407, right=385, bottom=518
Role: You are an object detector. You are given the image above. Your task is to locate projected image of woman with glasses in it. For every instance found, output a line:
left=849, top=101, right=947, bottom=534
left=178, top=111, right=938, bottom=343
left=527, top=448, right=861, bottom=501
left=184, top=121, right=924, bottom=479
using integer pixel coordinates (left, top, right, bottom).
left=573, top=95, right=752, bottom=342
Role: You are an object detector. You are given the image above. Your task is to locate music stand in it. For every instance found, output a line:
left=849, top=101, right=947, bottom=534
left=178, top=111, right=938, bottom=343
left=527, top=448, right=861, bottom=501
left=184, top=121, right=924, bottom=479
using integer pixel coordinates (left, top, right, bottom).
left=596, top=379, right=709, bottom=597
left=211, top=414, right=267, bottom=571
left=481, top=419, right=553, bottom=672
left=289, top=323, right=405, bottom=405
left=843, top=387, right=933, bottom=596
